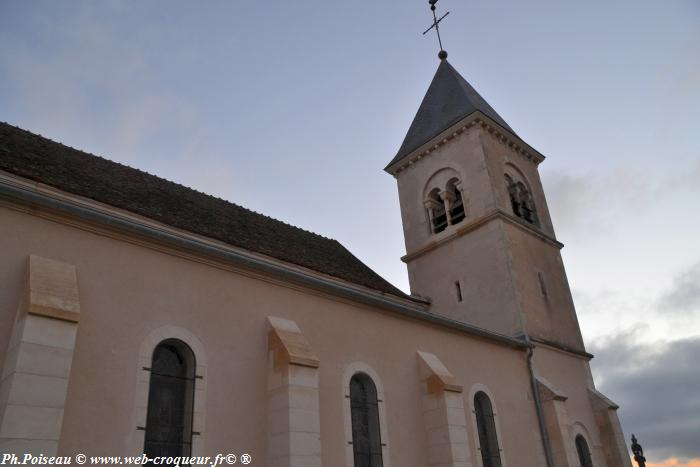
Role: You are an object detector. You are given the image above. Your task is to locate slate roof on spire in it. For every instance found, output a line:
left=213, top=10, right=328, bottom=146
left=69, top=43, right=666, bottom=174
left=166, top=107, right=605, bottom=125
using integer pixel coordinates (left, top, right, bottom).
left=386, top=60, right=515, bottom=170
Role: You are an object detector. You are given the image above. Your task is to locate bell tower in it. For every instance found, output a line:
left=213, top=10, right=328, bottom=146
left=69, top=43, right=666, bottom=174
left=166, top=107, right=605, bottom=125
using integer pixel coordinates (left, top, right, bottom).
left=386, top=58, right=585, bottom=352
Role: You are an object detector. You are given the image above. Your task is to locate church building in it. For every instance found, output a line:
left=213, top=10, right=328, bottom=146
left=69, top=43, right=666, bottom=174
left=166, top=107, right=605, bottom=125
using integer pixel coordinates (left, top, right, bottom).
left=0, top=52, right=631, bottom=466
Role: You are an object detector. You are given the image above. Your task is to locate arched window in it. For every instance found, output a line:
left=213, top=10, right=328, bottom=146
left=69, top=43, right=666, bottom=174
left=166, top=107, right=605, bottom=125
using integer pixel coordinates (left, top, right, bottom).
left=426, top=188, right=448, bottom=234
left=575, top=435, right=593, bottom=467
left=505, top=174, right=538, bottom=226
left=144, top=339, right=196, bottom=459
left=350, top=373, right=383, bottom=467
left=446, top=179, right=465, bottom=225
left=474, top=391, right=502, bottom=467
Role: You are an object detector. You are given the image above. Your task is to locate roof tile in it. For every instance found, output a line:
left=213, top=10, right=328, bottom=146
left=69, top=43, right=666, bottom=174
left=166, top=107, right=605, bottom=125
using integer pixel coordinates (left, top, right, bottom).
left=0, top=122, right=409, bottom=298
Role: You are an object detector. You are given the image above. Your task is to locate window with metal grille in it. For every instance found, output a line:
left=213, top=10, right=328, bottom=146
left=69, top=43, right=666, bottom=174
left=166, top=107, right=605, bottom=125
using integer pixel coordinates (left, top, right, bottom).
left=576, top=435, right=594, bottom=467
left=350, top=373, right=383, bottom=467
left=144, top=339, right=196, bottom=462
left=474, top=391, right=502, bottom=467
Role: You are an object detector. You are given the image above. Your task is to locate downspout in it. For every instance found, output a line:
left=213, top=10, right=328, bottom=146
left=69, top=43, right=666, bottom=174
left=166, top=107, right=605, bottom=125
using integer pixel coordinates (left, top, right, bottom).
left=527, top=339, right=555, bottom=467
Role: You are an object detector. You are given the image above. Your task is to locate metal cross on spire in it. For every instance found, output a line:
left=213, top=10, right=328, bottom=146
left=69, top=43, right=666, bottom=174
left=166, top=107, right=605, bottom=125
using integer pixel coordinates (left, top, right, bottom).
left=422, top=0, right=449, bottom=60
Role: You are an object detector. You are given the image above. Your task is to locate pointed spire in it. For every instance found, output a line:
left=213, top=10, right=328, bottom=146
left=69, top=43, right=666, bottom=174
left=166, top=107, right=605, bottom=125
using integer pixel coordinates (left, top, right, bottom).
left=386, top=60, right=515, bottom=170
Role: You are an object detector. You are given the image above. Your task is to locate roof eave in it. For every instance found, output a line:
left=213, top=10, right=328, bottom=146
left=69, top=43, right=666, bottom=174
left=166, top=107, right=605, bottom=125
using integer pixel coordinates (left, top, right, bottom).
left=0, top=170, right=529, bottom=350
left=0, top=169, right=421, bottom=305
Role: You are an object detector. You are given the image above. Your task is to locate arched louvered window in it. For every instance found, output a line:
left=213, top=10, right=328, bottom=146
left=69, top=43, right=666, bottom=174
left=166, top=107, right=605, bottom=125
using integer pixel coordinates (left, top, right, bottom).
left=350, top=373, right=383, bottom=467
left=576, top=435, right=593, bottom=467
left=144, top=339, right=196, bottom=459
left=426, top=188, right=448, bottom=234
left=505, top=174, right=538, bottom=226
left=474, top=391, right=502, bottom=467
left=446, top=178, right=465, bottom=225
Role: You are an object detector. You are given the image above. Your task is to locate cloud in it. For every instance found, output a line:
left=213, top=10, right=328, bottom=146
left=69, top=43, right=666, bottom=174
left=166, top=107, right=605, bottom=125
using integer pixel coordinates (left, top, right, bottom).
left=578, top=260, right=700, bottom=463
left=647, top=459, right=700, bottom=467
left=590, top=334, right=700, bottom=461
left=574, top=259, right=700, bottom=343
left=0, top=2, right=244, bottom=204
left=668, top=158, right=700, bottom=190
left=541, top=158, right=700, bottom=239
left=541, top=166, right=650, bottom=238
left=657, top=262, right=700, bottom=316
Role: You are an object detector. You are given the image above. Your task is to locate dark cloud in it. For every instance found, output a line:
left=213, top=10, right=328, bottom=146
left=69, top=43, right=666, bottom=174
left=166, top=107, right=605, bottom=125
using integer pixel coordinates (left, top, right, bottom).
left=590, top=334, right=700, bottom=461
left=658, top=262, right=700, bottom=315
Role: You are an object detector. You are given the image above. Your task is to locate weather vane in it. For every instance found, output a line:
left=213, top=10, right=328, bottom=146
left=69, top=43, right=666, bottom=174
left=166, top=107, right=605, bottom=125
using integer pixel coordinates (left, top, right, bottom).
left=423, top=0, right=449, bottom=60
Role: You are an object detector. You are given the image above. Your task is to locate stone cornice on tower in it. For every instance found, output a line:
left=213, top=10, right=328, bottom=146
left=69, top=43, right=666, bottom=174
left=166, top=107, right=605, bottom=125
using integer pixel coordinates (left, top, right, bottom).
left=401, top=207, right=564, bottom=264
left=385, top=112, right=546, bottom=176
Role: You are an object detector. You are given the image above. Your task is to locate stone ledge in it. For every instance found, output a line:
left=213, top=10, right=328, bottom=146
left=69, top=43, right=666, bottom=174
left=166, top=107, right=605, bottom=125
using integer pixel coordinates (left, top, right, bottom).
left=588, top=387, right=619, bottom=410
left=267, top=317, right=319, bottom=369
left=26, top=255, right=80, bottom=323
left=537, top=378, right=568, bottom=402
left=417, top=351, right=462, bottom=394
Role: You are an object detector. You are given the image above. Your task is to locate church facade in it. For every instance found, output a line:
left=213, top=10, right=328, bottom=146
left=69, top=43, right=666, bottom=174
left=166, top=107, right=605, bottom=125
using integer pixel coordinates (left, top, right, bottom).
left=0, top=57, right=630, bottom=467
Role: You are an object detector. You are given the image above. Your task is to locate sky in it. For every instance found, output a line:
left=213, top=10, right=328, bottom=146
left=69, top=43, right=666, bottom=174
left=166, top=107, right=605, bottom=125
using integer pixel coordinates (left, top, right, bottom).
left=1, top=0, right=698, bottom=464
